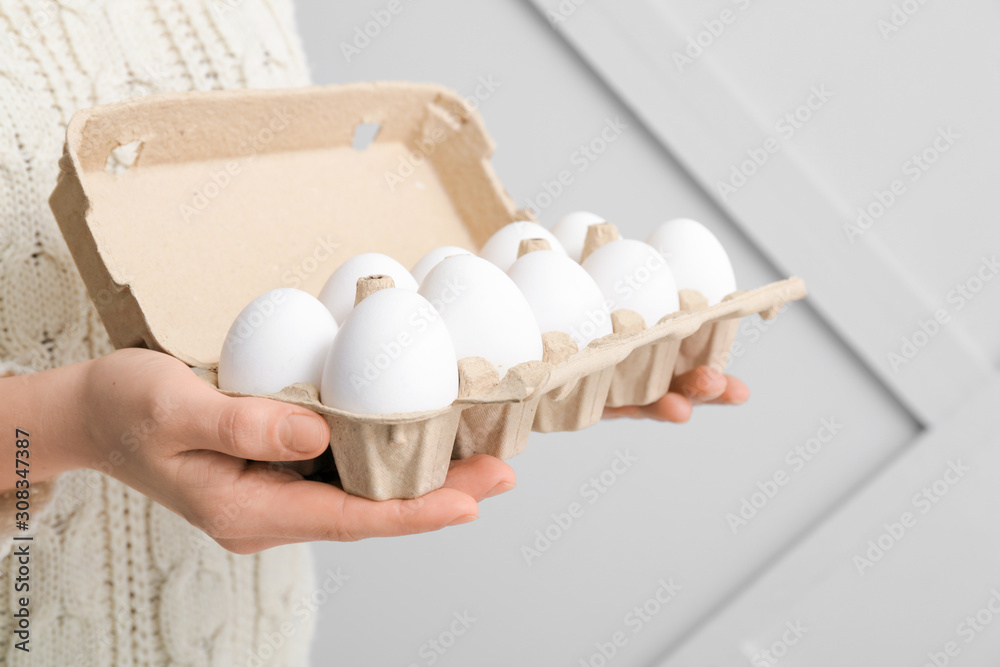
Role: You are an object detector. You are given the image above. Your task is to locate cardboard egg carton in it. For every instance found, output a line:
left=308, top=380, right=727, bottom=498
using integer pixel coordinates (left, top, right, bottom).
left=49, top=82, right=806, bottom=502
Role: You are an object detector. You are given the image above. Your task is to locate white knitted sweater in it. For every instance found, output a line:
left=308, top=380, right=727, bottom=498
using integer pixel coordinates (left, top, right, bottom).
left=0, top=2, right=319, bottom=665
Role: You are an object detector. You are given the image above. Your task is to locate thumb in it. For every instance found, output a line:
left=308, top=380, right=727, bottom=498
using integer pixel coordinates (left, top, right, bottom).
left=193, top=392, right=330, bottom=461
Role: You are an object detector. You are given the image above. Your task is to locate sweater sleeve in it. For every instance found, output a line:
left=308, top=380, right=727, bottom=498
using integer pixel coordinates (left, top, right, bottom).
left=0, top=368, right=59, bottom=549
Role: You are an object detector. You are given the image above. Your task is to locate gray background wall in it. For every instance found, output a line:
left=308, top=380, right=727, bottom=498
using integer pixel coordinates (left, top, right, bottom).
left=295, top=1, right=999, bottom=665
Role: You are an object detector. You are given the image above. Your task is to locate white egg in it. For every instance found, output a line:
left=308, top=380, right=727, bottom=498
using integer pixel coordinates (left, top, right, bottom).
left=319, top=252, right=418, bottom=323
left=507, top=250, right=612, bottom=348
left=647, top=219, right=736, bottom=305
left=582, top=239, right=680, bottom=328
left=320, top=288, right=458, bottom=414
left=419, top=254, right=543, bottom=378
left=218, top=288, right=338, bottom=395
left=411, top=245, right=473, bottom=285
left=479, top=221, right=567, bottom=272
left=551, top=211, right=616, bottom=262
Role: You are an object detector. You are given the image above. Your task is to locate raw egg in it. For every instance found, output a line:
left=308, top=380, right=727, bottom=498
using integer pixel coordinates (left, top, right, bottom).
left=419, top=254, right=543, bottom=377
left=479, top=221, right=567, bottom=272
left=218, top=288, right=338, bottom=395
left=411, top=245, right=473, bottom=285
left=320, top=288, right=458, bottom=414
left=319, top=252, right=418, bottom=323
left=646, top=218, right=736, bottom=305
left=551, top=211, right=615, bottom=262
left=507, top=249, right=612, bottom=348
left=582, top=239, right=679, bottom=328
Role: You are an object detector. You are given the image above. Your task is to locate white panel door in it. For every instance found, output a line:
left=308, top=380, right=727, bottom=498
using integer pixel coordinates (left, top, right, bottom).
left=524, top=0, right=1000, bottom=663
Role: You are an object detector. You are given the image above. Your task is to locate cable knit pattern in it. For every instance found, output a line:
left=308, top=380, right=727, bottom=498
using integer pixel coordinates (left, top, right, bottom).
left=0, top=1, right=318, bottom=665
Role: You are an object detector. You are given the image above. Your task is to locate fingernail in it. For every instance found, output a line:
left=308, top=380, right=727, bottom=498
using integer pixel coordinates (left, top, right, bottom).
left=484, top=481, right=516, bottom=499
left=280, top=414, right=328, bottom=453
left=447, top=514, right=478, bottom=527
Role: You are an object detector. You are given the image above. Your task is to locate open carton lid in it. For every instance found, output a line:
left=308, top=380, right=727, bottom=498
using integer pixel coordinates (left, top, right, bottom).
left=50, top=82, right=522, bottom=369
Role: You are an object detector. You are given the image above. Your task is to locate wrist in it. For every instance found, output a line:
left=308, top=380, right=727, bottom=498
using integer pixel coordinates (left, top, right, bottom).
left=0, top=357, right=99, bottom=489
left=33, top=357, right=102, bottom=477
left=65, top=356, right=103, bottom=473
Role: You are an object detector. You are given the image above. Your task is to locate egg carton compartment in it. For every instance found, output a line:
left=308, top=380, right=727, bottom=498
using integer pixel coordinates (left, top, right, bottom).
left=532, top=332, right=615, bottom=433
left=604, top=309, right=682, bottom=408
left=674, top=289, right=742, bottom=375
left=193, top=274, right=803, bottom=500
left=529, top=276, right=805, bottom=417
left=197, top=371, right=461, bottom=500
left=452, top=358, right=548, bottom=459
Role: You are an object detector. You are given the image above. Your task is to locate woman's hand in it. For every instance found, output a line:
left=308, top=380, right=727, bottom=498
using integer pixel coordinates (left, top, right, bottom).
left=603, top=366, right=749, bottom=422
left=59, top=349, right=514, bottom=554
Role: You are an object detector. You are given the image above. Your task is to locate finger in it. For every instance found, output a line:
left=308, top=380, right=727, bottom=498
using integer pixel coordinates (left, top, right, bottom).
left=211, top=458, right=514, bottom=551
left=231, top=465, right=481, bottom=542
left=442, top=455, right=516, bottom=500
left=184, top=391, right=331, bottom=462
left=669, top=367, right=727, bottom=404
left=707, top=375, right=750, bottom=405
left=638, top=392, right=693, bottom=423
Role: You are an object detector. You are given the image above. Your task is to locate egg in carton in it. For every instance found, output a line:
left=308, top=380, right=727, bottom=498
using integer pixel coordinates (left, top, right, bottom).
left=457, top=225, right=806, bottom=438
left=478, top=236, right=618, bottom=436
left=48, top=81, right=807, bottom=502
left=527, top=220, right=805, bottom=430
left=311, top=245, right=803, bottom=496
left=508, top=221, right=690, bottom=417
